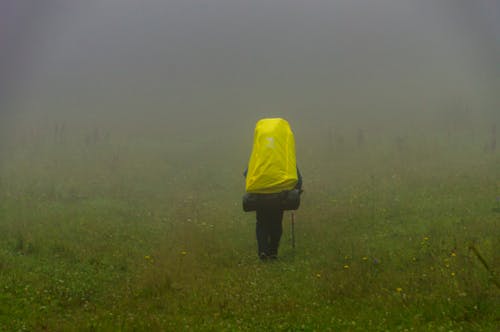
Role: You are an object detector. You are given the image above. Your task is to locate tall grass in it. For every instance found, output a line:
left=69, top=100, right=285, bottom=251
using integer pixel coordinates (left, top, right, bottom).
left=0, top=122, right=498, bottom=331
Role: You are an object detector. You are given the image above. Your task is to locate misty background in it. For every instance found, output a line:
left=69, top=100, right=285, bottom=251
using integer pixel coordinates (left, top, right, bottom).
left=2, top=2, right=500, bottom=329
left=1, top=0, right=499, bottom=168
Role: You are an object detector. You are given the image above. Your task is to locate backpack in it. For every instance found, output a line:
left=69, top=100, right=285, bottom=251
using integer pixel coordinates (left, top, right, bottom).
left=243, top=118, right=300, bottom=211
left=245, top=118, right=298, bottom=193
left=242, top=189, right=301, bottom=212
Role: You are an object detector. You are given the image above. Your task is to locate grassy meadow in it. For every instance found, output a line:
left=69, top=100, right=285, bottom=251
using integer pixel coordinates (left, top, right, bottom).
left=0, top=118, right=499, bottom=331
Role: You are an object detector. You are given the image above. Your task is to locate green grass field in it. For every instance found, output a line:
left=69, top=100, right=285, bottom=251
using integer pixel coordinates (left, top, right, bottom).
left=0, top=125, right=499, bottom=331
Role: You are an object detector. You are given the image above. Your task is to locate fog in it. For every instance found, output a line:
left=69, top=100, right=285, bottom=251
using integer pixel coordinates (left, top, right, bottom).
left=0, top=0, right=499, bottom=190
left=1, top=2, right=499, bottom=328
left=2, top=0, right=498, bottom=138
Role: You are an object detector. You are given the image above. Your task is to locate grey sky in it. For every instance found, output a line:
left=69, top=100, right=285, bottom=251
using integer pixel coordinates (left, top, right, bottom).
left=1, top=0, right=498, bottom=133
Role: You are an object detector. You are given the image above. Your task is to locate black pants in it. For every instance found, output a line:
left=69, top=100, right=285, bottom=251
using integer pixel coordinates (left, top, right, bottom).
left=256, top=208, right=284, bottom=257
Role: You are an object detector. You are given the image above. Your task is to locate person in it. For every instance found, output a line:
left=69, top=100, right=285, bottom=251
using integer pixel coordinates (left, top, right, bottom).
left=243, top=118, right=302, bottom=260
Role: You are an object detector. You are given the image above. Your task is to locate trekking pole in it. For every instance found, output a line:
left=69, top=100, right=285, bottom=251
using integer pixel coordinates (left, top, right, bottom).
left=291, top=212, right=295, bottom=250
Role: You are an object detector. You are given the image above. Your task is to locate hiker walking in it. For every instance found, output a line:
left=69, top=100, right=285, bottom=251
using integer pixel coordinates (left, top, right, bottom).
left=243, top=118, right=302, bottom=260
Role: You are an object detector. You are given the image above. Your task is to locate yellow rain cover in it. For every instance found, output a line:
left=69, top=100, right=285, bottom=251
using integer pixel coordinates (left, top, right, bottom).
left=245, top=118, right=298, bottom=193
